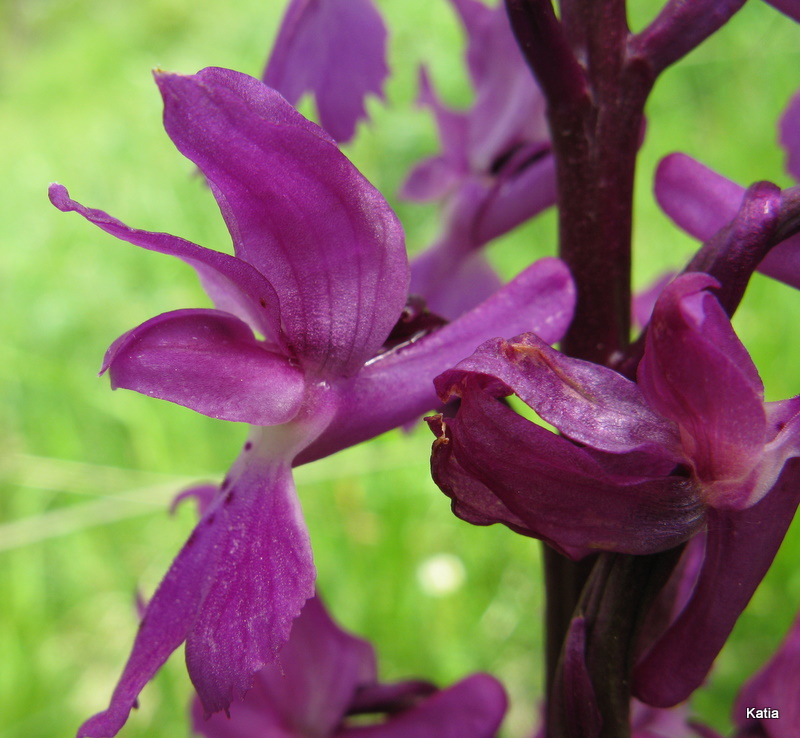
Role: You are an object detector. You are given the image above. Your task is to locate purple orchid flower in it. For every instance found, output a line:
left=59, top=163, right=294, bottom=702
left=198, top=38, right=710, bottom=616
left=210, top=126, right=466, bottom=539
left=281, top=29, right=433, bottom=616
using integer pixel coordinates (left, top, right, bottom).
left=262, top=0, right=388, bottom=143
left=50, top=67, right=574, bottom=737
left=401, top=0, right=555, bottom=318
left=191, top=593, right=507, bottom=738
left=654, top=89, right=800, bottom=288
left=428, top=272, right=800, bottom=703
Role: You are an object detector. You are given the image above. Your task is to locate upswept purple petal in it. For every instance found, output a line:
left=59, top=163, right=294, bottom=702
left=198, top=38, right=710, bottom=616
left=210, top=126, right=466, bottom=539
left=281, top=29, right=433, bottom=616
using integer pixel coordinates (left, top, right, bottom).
left=193, top=595, right=376, bottom=738
left=342, top=673, right=507, bottom=738
left=429, top=376, right=704, bottom=558
left=633, top=460, right=800, bottom=708
left=439, top=332, right=682, bottom=457
left=156, top=68, right=408, bottom=377
left=639, top=275, right=767, bottom=508
left=101, top=309, right=306, bottom=425
left=79, top=455, right=316, bottom=736
left=263, top=0, right=388, bottom=142
left=780, top=90, right=800, bottom=182
left=654, top=153, right=742, bottom=242
left=733, top=605, right=800, bottom=737
left=48, top=184, right=284, bottom=345
left=298, top=257, right=576, bottom=464
left=448, top=0, right=495, bottom=86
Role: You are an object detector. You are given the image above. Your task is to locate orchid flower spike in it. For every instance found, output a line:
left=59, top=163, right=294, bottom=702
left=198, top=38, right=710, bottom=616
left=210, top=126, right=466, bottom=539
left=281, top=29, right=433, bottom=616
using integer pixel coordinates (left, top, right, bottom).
left=51, top=67, right=575, bottom=737
left=429, top=273, right=800, bottom=705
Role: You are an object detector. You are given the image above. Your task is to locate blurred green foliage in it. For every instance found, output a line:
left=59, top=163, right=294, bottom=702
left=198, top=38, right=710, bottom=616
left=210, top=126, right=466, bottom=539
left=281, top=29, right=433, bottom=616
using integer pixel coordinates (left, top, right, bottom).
left=1, top=1, right=799, bottom=736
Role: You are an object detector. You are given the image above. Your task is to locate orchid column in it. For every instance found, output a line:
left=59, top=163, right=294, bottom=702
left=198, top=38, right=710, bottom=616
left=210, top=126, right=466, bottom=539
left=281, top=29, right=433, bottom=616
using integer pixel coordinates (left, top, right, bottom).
left=503, top=1, right=752, bottom=734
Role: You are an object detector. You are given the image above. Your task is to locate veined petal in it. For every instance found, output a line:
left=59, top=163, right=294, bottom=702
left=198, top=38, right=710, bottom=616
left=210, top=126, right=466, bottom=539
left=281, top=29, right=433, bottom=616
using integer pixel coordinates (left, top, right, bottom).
left=438, top=332, right=681, bottom=458
left=431, top=378, right=704, bottom=558
left=633, top=460, right=800, bottom=708
left=298, top=257, right=575, bottom=464
left=639, top=274, right=767, bottom=506
left=78, top=455, right=316, bottom=736
left=102, top=309, right=306, bottom=425
left=156, top=68, right=409, bottom=377
left=263, top=0, right=388, bottom=143
left=192, top=595, right=376, bottom=737
left=341, top=673, right=507, bottom=738
left=48, top=184, right=283, bottom=345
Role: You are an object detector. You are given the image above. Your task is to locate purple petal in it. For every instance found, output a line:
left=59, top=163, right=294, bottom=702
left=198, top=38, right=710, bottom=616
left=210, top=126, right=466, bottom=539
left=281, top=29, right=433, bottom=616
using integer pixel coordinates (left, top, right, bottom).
left=632, top=272, right=675, bottom=330
left=654, top=154, right=800, bottom=291
left=765, top=0, right=800, bottom=22
left=439, top=332, right=682, bottom=458
left=102, top=309, right=306, bottom=425
left=633, top=460, right=800, bottom=708
left=733, top=607, right=800, bottom=736
left=474, top=147, right=557, bottom=244
left=399, top=67, right=470, bottom=203
left=639, top=274, right=768, bottom=508
left=430, top=377, right=704, bottom=558
left=340, top=673, right=507, bottom=738
left=654, top=153, right=743, bottom=242
left=448, top=0, right=495, bottom=86
left=193, top=595, right=376, bottom=737
left=298, top=257, right=576, bottom=464
left=156, top=68, right=408, bottom=377
left=79, top=456, right=315, bottom=736
left=780, top=90, right=800, bottom=182
left=263, top=0, right=388, bottom=142
left=48, top=184, right=284, bottom=345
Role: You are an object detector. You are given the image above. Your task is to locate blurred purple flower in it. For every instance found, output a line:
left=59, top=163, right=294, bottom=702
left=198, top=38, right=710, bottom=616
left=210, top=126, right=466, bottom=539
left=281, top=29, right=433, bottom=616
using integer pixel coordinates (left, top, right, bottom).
left=192, top=594, right=507, bottom=738
left=402, top=0, right=555, bottom=318
left=263, top=0, right=388, bottom=142
left=655, top=89, right=800, bottom=288
left=51, top=67, right=574, bottom=736
left=429, top=273, right=800, bottom=702
left=731, top=607, right=800, bottom=737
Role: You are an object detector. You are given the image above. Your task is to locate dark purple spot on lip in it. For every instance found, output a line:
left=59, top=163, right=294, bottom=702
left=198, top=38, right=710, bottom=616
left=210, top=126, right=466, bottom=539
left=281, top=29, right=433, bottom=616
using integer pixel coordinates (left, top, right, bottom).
left=259, top=298, right=267, bottom=308
left=244, top=441, right=253, bottom=451
left=221, top=476, right=231, bottom=490
left=224, top=491, right=234, bottom=506
left=206, top=513, right=216, bottom=526
left=186, top=530, right=197, bottom=547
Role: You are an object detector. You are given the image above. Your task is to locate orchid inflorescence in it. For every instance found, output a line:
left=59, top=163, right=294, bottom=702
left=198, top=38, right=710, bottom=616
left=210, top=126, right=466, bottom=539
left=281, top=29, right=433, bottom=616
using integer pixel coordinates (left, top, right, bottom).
left=52, top=0, right=800, bottom=736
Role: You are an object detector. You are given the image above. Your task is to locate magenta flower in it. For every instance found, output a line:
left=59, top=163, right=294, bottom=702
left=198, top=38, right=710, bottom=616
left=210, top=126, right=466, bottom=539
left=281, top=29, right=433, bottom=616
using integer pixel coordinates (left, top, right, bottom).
left=429, top=273, right=800, bottom=702
left=50, top=67, right=574, bottom=736
left=401, top=0, right=555, bottom=318
left=654, top=89, right=800, bottom=288
left=192, top=594, right=507, bottom=738
left=262, top=0, right=387, bottom=143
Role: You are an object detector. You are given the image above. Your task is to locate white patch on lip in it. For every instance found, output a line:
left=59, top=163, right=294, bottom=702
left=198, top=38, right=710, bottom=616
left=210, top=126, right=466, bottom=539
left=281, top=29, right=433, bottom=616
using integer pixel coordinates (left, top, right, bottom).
left=416, top=553, right=466, bottom=596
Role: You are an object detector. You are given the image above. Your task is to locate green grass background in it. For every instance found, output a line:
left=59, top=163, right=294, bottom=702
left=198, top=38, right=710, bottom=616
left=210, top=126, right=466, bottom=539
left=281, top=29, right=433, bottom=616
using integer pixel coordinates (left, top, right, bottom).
left=1, top=1, right=799, bottom=736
